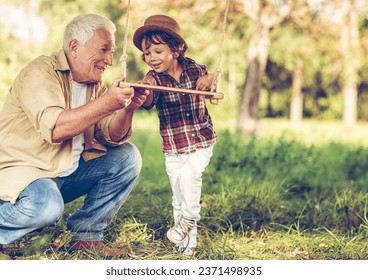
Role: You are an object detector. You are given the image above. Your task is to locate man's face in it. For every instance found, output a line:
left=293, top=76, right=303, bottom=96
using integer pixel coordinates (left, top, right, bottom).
left=71, top=29, right=116, bottom=83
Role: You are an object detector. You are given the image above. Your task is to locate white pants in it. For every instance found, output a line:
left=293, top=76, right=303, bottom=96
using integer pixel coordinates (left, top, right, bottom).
left=165, top=146, right=214, bottom=247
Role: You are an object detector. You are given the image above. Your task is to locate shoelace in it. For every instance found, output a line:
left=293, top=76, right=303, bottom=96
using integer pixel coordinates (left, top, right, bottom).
left=173, top=219, right=189, bottom=239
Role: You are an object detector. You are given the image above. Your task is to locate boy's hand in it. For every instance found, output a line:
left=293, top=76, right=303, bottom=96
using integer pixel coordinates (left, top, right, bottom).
left=196, top=74, right=214, bottom=91
left=142, top=76, right=157, bottom=87
left=137, top=76, right=156, bottom=107
left=133, top=76, right=156, bottom=95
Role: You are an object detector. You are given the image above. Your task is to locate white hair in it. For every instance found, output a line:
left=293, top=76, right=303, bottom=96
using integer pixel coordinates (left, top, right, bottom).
left=63, top=14, right=116, bottom=53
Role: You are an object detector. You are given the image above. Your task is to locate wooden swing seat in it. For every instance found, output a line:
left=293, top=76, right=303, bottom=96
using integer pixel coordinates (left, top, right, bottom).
left=120, top=81, right=224, bottom=99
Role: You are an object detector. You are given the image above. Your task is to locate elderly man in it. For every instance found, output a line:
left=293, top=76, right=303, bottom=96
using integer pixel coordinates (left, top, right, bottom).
left=0, top=14, right=148, bottom=259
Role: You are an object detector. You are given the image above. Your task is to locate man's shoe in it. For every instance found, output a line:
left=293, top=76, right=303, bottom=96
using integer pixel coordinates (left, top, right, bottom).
left=69, top=241, right=127, bottom=258
left=0, top=245, right=11, bottom=260
left=0, top=250, right=10, bottom=260
left=0, top=243, right=23, bottom=260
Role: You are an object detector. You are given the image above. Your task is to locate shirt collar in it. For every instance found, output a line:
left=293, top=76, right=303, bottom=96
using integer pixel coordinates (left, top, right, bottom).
left=151, top=57, right=194, bottom=78
left=53, top=49, right=71, bottom=71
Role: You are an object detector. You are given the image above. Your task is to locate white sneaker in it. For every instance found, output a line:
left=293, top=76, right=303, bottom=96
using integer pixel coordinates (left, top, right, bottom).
left=167, top=216, right=193, bottom=244
left=181, top=247, right=195, bottom=258
left=177, top=243, right=196, bottom=258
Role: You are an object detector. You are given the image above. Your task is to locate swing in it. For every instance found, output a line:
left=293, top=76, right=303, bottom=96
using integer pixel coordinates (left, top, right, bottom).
left=119, top=0, right=230, bottom=103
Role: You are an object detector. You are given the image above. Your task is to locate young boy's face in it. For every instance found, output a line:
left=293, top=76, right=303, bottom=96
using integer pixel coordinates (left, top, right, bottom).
left=141, top=35, right=179, bottom=74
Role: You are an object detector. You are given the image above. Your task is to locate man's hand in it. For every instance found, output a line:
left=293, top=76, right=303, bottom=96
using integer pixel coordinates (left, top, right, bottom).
left=108, top=79, right=150, bottom=142
left=126, top=88, right=150, bottom=111
left=105, top=77, right=135, bottom=111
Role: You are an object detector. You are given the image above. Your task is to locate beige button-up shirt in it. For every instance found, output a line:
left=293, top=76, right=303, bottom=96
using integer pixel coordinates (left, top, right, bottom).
left=0, top=50, right=131, bottom=203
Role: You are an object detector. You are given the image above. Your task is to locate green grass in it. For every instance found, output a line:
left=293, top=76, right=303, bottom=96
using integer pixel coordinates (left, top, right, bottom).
left=3, top=113, right=368, bottom=260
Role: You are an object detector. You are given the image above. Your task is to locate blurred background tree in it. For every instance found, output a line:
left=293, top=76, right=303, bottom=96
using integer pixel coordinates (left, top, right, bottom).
left=1, top=0, right=368, bottom=137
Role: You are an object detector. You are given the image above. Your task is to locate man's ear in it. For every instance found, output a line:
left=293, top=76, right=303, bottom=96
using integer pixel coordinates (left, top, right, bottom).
left=68, top=39, right=79, bottom=58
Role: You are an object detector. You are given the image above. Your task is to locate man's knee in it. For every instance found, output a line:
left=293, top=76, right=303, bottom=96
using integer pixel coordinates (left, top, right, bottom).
left=39, top=190, right=64, bottom=226
left=21, top=184, right=64, bottom=227
left=127, top=142, right=142, bottom=173
left=114, top=142, right=142, bottom=175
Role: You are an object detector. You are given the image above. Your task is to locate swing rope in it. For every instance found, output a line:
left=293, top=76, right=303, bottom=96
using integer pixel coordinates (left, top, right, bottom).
left=212, top=0, right=230, bottom=95
left=209, top=0, right=230, bottom=104
left=119, top=0, right=131, bottom=81
left=119, top=0, right=230, bottom=101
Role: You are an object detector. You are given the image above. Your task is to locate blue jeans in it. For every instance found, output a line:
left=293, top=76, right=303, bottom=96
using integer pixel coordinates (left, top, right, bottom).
left=0, top=143, right=141, bottom=245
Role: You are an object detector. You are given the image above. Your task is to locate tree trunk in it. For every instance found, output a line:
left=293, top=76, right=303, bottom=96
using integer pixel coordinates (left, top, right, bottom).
left=228, top=59, right=237, bottom=111
left=340, top=0, right=361, bottom=126
left=266, top=87, right=273, bottom=117
left=290, top=59, right=303, bottom=124
left=238, top=0, right=291, bottom=137
left=343, top=81, right=358, bottom=125
left=237, top=26, right=270, bottom=137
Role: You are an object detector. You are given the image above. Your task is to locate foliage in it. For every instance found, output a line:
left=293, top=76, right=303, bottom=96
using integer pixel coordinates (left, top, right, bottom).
left=211, top=130, right=368, bottom=192
left=1, top=0, right=368, bottom=260
left=4, top=118, right=368, bottom=260
left=1, top=0, right=368, bottom=121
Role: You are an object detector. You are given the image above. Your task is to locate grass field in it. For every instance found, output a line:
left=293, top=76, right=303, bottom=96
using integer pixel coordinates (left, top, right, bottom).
left=3, top=111, right=368, bottom=260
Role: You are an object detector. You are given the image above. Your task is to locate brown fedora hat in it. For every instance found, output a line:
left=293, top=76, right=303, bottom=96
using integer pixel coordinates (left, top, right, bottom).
left=133, top=14, right=186, bottom=51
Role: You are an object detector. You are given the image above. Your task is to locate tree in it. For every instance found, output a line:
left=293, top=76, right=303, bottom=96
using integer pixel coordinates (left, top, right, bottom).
left=314, top=0, right=364, bottom=125
left=339, top=0, right=362, bottom=126
left=237, top=0, right=291, bottom=137
left=269, top=18, right=320, bottom=123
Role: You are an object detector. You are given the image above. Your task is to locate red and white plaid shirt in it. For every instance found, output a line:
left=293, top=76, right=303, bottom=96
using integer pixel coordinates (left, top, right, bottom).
left=145, top=57, right=218, bottom=154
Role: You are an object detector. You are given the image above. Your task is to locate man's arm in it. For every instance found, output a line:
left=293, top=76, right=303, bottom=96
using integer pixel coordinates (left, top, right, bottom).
left=52, top=78, right=133, bottom=143
left=108, top=89, right=150, bottom=142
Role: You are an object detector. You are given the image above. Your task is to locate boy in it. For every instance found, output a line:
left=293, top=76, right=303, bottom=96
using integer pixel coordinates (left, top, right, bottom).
left=133, top=14, right=218, bottom=258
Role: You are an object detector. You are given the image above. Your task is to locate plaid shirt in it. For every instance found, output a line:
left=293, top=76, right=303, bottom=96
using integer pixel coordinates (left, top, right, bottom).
left=146, top=57, right=218, bottom=154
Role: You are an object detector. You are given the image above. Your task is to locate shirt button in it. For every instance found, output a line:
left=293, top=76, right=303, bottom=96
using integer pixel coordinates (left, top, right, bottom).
left=191, top=134, right=195, bottom=137
left=186, top=113, right=190, bottom=117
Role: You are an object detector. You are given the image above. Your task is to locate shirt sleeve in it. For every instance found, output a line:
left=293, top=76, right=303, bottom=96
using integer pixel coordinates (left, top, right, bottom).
left=17, top=66, right=65, bottom=144
left=95, top=112, right=132, bottom=146
left=94, top=84, right=132, bottom=146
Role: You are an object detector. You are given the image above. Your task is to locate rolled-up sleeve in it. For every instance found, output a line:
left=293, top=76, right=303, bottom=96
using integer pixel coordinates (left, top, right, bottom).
left=95, top=112, right=132, bottom=146
left=92, top=84, right=132, bottom=146
left=37, top=107, right=64, bottom=143
left=17, top=66, right=65, bottom=144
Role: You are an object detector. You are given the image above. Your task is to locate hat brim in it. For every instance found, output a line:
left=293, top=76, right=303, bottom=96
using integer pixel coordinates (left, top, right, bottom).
left=133, top=25, right=186, bottom=51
